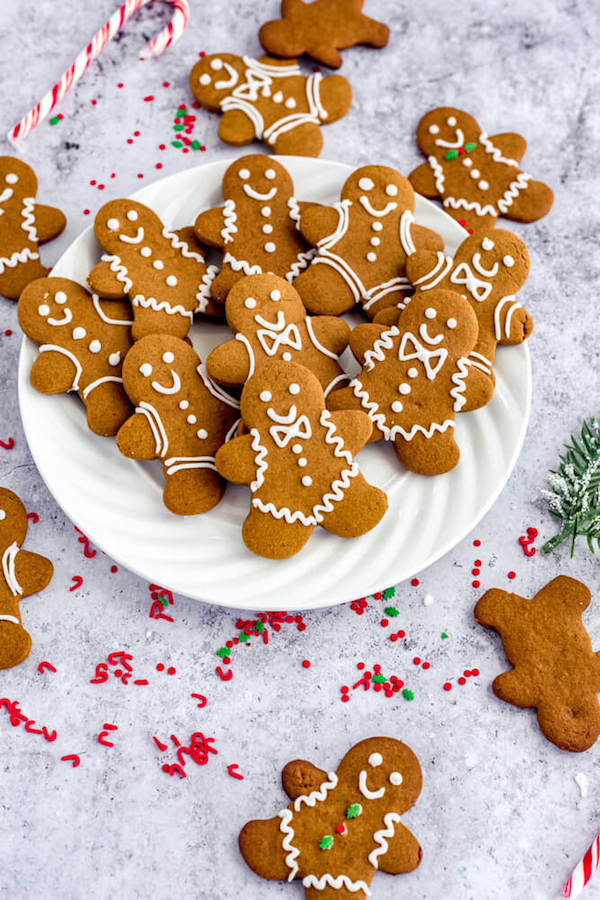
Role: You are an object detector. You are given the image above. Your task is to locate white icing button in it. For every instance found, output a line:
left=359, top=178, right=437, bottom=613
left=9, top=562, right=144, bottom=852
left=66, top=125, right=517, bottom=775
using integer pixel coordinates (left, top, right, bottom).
left=425, top=307, right=437, bottom=319
left=470, top=169, right=480, bottom=179
left=127, top=210, right=138, bottom=221
left=5, top=173, right=18, bottom=184
left=108, top=351, right=120, bottom=366
left=368, top=752, right=383, bottom=767
left=260, top=391, right=272, bottom=402
left=462, top=158, right=473, bottom=168
left=166, top=275, right=178, bottom=286
left=282, top=352, right=292, bottom=361
left=141, top=246, right=152, bottom=257
left=262, top=224, right=273, bottom=234
left=288, top=383, right=300, bottom=395
left=153, top=260, right=164, bottom=270
left=428, top=124, right=439, bottom=134
left=399, top=384, right=411, bottom=395
left=261, top=206, right=271, bottom=217
left=199, top=74, right=211, bottom=86
left=297, top=458, right=307, bottom=467
left=179, top=400, right=189, bottom=410
left=162, top=351, right=175, bottom=364
left=72, top=327, right=86, bottom=340
left=285, top=97, right=296, bottom=109
left=0, top=509, right=5, bottom=519
left=503, top=255, right=515, bottom=267
left=408, top=367, right=418, bottom=378
left=210, top=58, right=223, bottom=70
left=89, top=340, right=101, bottom=354
left=446, top=318, right=457, bottom=329
left=389, top=771, right=403, bottom=786
left=370, top=237, right=380, bottom=246
left=273, top=91, right=283, bottom=103
left=385, top=184, right=398, bottom=196
left=270, top=289, right=281, bottom=301
left=481, top=238, right=494, bottom=251
left=301, top=476, right=312, bottom=487
left=244, top=297, right=256, bottom=309
left=292, top=444, right=302, bottom=454
left=197, top=428, right=208, bottom=440
left=37, top=304, right=50, bottom=316
left=447, top=115, right=457, bottom=126
left=107, top=218, right=120, bottom=231
left=264, top=242, right=276, bottom=253
left=187, top=414, right=197, bottom=425
left=478, top=181, right=489, bottom=190
left=55, top=291, right=67, bottom=304
left=358, top=177, right=375, bottom=191
left=391, top=400, right=403, bottom=413
left=238, top=168, right=250, bottom=180
left=372, top=221, right=383, bottom=232
left=140, top=363, right=152, bottom=376
left=265, top=169, right=276, bottom=180
left=366, top=252, right=377, bottom=262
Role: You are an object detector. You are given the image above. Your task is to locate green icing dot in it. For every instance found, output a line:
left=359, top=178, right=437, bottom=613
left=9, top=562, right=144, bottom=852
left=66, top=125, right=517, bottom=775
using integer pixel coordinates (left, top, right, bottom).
left=173, top=124, right=184, bottom=132
left=441, top=631, right=449, bottom=639
left=49, top=115, right=61, bottom=126
left=319, top=835, right=334, bottom=850
left=171, top=140, right=183, bottom=148
left=238, top=632, right=250, bottom=643
left=403, top=689, right=415, bottom=701
left=191, top=140, right=201, bottom=150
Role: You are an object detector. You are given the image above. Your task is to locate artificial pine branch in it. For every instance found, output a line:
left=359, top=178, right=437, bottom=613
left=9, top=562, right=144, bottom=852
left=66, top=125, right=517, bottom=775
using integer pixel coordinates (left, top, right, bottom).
left=541, top=417, right=600, bottom=554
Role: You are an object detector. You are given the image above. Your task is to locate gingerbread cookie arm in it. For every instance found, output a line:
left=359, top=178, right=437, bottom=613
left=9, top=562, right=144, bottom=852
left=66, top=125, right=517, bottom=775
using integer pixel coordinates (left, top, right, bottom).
left=375, top=821, right=423, bottom=875
left=408, top=162, right=438, bottom=198
left=358, top=7, right=391, bottom=49
left=206, top=339, right=251, bottom=386
left=219, top=110, right=256, bottom=147
left=537, top=575, right=592, bottom=612
left=349, top=323, right=387, bottom=365
left=326, top=409, right=372, bottom=454
left=308, top=315, right=351, bottom=355
left=87, top=260, right=129, bottom=299
left=474, top=588, right=513, bottom=632
left=487, top=132, right=527, bottom=163
left=30, top=351, right=77, bottom=394
left=33, top=204, right=66, bottom=244
left=492, top=668, right=537, bottom=709
left=299, top=203, right=343, bottom=246
left=116, top=413, right=159, bottom=461
left=411, top=223, right=444, bottom=252
left=239, top=816, right=290, bottom=881
left=282, top=759, right=329, bottom=800
left=214, top=434, right=256, bottom=485
left=13, top=550, right=54, bottom=599
left=194, top=207, right=227, bottom=250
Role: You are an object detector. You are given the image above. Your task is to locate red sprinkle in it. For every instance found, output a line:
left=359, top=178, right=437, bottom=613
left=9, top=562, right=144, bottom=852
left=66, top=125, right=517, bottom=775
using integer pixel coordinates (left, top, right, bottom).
left=69, top=576, right=83, bottom=592
left=153, top=736, right=168, bottom=751
left=411, top=578, right=420, bottom=586
left=0, top=438, right=15, bottom=450
left=341, top=695, right=350, bottom=703
left=508, top=571, right=516, bottom=579
left=464, top=670, right=471, bottom=677
left=472, top=568, right=480, bottom=576
left=162, top=81, right=170, bottom=87
left=4, top=330, right=12, bottom=336
left=159, top=143, right=166, bottom=150
left=390, top=634, right=398, bottom=642
left=90, top=179, right=96, bottom=186
left=144, top=95, right=154, bottom=102
left=397, top=629, right=405, bottom=638
left=37, top=661, right=56, bottom=675
left=474, top=559, right=482, bottom=567
left=422, top=661, right=431, bottom=670
left=137, top=173, right=144, bottom=179
left=216, top=666, right=233, bottom=681
left=155, top=162, right=163, bottom=169
left=83, top=209, right=90, bottom=215
left=26, top=512, right=39, bottom=523
left=117, top=82, right=124, bottom=88
left=61, top=754, right=81, bottom=767
left=110, top=565, right=117, bottom=573
left=473, top=539, right=481, bottom=546
left=341, top=685, right=349, bottom=694
left=191, top=694, right=207, bottom=708
left=357, top=662, right=365, bottom=670
left=443, top=682, right=452, bottom=692
left=227, top=763, right=244, bottom=780
left=458, top=677, right=466, bottom=686
left=413, top=657, right=421, bottom=665
left=302, top=659, right=311, bottom=669
left=134, top=130, right=140, bottom=136
left=381, top=618, right=389, bottom=627
left=167, top=666, right=176, bottom=676
left=91, top=99, right=97, bottom=106
left=472, top=668, right=480, bottom=676
left=472, top=580, right=480, bottom=588
left=156, top=663, right=164, bottom=672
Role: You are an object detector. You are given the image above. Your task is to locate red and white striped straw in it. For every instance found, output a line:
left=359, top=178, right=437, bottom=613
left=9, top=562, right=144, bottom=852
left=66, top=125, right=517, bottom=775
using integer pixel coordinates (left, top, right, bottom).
left=557, top=834, right=600, bottom=899
left=8, top=0, right=190, bottom=147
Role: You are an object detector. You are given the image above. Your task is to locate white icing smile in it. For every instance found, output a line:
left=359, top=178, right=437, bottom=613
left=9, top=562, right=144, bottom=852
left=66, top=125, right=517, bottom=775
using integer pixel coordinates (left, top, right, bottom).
left=48, top=308, right=73, bottom=327
left=119, top=226, right=145, bottom=244
left=243, top=184, right=277, bottom=201
left=435, top=128, right=464, bottom=149
left=214, top=61, right=239, bottom=90
left=267, top=404, right=297, bottom=425
left=151, top=370, right=181, bottom=395
left=359, top=196, right=397, bottom=218
left=419, top=323, right=444, bottom=345
left=472, top=252, right=499, bottom=278
left=0, top=614, right=19, bottom=625
left=0, top=187, right=14, bottom=204
left=254, top=311, right=285, bottom=330
left=358, top=769, right=385, bottom=800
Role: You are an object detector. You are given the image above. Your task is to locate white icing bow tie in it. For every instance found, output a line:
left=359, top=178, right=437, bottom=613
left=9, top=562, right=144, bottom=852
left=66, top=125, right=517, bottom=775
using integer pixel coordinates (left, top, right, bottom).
left=268, top=411, right=312, bottom=448
left=234, top=69, right=272, bottom=102
left=257, top=322, right=302, bottom=357
left=450, top=262, right=492, bottom=302
left=398, top=332, right=448, bottom=380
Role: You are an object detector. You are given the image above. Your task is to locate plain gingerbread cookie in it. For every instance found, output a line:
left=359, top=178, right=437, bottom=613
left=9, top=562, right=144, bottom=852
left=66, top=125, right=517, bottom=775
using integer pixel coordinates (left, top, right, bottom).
left=409, top=107, right=554, bottom=233
left=0, top=157, right=65, bottom=300
left=259, top=0, right=390, bottom=69
left=239, top=736, right=422, bottom=898
left=0, top=487, right=53, bottom=669
left=215, top=360, right=387, bottom=558
left=189, top=53, right=352, bottom=157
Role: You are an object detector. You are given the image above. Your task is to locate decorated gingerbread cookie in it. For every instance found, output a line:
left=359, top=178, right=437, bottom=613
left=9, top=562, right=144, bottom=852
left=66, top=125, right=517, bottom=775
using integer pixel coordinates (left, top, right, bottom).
left=239, top=736, right=422, bottom=897
left=0, top=487, right=53, bottom=669
left=294, top=165, right=443, bottom=318
left=409, top=107, right=554, bottom=233
left=328, top=290, right=478, bottom=474
left=18, top=277, right=133, bottom=437
left=259, top=0, right=390, bottom=69
left=0, top=157, right=66, bottom=300
left=189, top=54, right=352, bottom=157
left=475, top=576, right=600, bottom=752
left=206, top=274, right=350, bottom=397
left=87, top=199, right=220, bottom=341
left=399, top=229, right=532, bottom=410
left=215, top=360, right=387, bottom=558
left=117, top=335, right=240, bottom=516
left=194, top=155, right=315, bottom=304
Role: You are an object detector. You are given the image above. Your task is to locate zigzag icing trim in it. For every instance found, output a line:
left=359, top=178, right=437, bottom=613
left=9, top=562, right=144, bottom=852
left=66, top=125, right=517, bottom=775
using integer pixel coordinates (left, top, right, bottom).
left=101, top=254, right=133, bottom=294
left=443, top=196, right=497, bottom=218
left=302, top=874, right=371, bottom=895
left=162, top=227, right=206, bottom=264
left=2, top=542, right=23, bottom=598
left=368, top=812, right=402, bottom=869
left=292, top=770, right=338, bottom=812
left=132, top=295, right=194, bottom=321
left=196, top=264, right=219, bottom=313
left=222, top=199, right=238, bottom=243
left=427, top=156, right=445, bottom=194
left=250, top=428, right=268, bottom=492
left=478, top=132, right=519, bottom=167
left=496, top=172, right=531, bottom=213
left=278, top=809, right=300, bottom=882
left=0, top=246, right=39, bottom=274
left=223, top=251, right=262, bottom=277
left=450, top=357, right=471, bottom=412
left=351, top=376, right=454, bottom=442
left=21, top=197, right=38, bottom=243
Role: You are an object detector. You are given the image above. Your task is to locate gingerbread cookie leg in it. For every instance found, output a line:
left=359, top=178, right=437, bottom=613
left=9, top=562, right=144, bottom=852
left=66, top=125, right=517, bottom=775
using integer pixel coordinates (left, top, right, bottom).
left=0, top=256, right=48, bottom=301
left=393, top=428, right=460, bottom=475
left=295, top=262, right=358, bottom=315
left=242, top=507, right=313, bottom=559
left=274, top=122, right=323, bottom=159
left=537, top=695, right=600, bottom=754
left=1, top=549, right=53, bottom=670
left=319, top=474, right=387, bottom=538
left=163, top=467, right=224, bottom=517
left=85, top=381, right=132, bottom=437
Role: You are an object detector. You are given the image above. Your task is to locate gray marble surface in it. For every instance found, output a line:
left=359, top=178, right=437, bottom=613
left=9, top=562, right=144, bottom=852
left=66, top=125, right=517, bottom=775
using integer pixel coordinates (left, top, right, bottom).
left=1, top=0, right=600, bottom=898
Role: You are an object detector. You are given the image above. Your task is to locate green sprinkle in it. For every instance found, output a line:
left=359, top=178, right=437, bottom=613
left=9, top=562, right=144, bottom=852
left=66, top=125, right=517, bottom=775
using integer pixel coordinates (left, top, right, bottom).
left=319, top=835, right=334, bottom=850
left=216, top=647, right=229, bottom=658
left=464, top=142, right=477, bottom=152
left=382, top=587, right=395, bottom=600
left=173, top=124, right=185, bottom=132
left=238, top=632, right=250, bottom=643
left=441, top=631, right=448, bottom=639
left=372, top=673, right=388, bottom=684
left=445, top=149, right=458, bottom=160
left=384, top=606, right=399, bottom=617
left=49, top=115, right=61, bottom=126
left=159, top=594, right=169, bottom=608
left=346, top=803, right=362, bottom=819
left=171, top=140, right=183, bottom=148
left=402, top=688, right=414, bottom=701
left=191, top=139, right=201, bottom=150
left=176, top=107, right=187, bottom=116
left=254, top=621, right=265, bottom=634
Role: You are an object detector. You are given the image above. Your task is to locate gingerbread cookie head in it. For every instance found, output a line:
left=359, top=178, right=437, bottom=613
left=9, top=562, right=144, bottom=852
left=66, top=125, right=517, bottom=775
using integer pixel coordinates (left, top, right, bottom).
left=0, top=157, right=38, bottom=217
left=440, top=229, right=530, bottom=303
left=225, top=272, right=305, bottom=335
left=415, top=107, right=481, bottom=158
left=240, top=357, right=324, bottom=434
left=335, top=736, right=423, bottom=815
left=189, top=53, right=248, bottom=110
left=223, top=154, right=295, bottom=214
left=341, top=164, right=415, bottom=218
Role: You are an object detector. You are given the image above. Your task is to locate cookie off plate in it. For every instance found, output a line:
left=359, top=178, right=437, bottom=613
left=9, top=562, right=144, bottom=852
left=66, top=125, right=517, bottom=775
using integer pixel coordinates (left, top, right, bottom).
left=18, top=157, right=531, bottom=610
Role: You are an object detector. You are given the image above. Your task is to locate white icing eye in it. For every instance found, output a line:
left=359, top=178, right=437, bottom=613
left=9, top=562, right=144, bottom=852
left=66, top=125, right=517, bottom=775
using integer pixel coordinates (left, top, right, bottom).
left=197, top=428, right=208, bottom=439
left=37, top=304, right=50, bottom=316
left=5, top=173, right=18, bottom=184
left=238, top=168, right=250, bottom=180
left=187, top=414, right=197, bottom=425
left=391, top=400, right=403, bottom=413
left=372, top=221, right=383, bottom=232
left=72, top=326, right=86, bottom=340
left=262, top=224, right=273, bottom=234
left=425, top=307, right=437, bottom=319
left=481, top=238, right=494, bottom=251
left=447, top=115, right=457, bottom=126
left=399, top=384, right=411, bottom=395
left=273, top=91, right=283, bottom=103
left=503, top=255, right=515, bottom=267
left=301, top=475, right=312, bottom=486
left=265, top=169, right=276, bottom=180
left=141, top=246, right=152, bottom=257
left=89, top=340, right=101, bottom=354
left=107, top=218, right=120, bottom=231
left=282, top=352, right=292, bottom=361
left=264, top=242, right=276, bottom=253
left=408, top=367, right=418, bottom=378
left=358, top=177, right=375, bottom=191
left=210, top=58, right=223, bottom=70
left=389, top=772, right=403, bottom=786
left=153, top=260, right=164, bottom=270
left=478, top=181, right=489, bottom=190
left=446, top=318, right=457, bottom=329
left=366, top=252, right=377, bottom=262
left=285, top=97, right=296, bottom=109
left=179, top=400, right=189, bottom=410
left=166, top=275, right=178, bottom=286
left=288, top=383, right=300, bottom=395
left=244, top=297, right=257, bottom=309
left=127, top=210, right=138, bottom=221
left=162, top=351, right=175, bottom=364
left=297, top=458, right=307, bottom=467
left=385, top=184, right=398, bottom=197
left=270, top=290, right=281, bottom=301
left=0, top=509, right=5, bottom=520
left=261, top=206, right=271, bottom=217
left=368, top=753, right=383, bottom=767
left=260, top=390, right=272, bottom=402
left=54, top=291, right=67, bottom=304
left=199, top=73, right=212, bottom=86
left=292, top=444, right=302, bottom=454
left=140, top=363, right=153, bottom=377
left=428, top=124, right=439, bottom=134
left=108, top=351, right=120, bottom=366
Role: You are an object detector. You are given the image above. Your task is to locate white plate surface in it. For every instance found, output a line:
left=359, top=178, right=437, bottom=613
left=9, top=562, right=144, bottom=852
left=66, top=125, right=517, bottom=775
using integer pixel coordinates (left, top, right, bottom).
left=18, top=157, right=531, bottom=611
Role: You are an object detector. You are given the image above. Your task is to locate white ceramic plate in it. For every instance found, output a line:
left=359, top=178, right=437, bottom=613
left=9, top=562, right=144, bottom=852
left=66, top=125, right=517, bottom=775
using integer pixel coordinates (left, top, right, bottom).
left=18, top=157, right=531, bottom=611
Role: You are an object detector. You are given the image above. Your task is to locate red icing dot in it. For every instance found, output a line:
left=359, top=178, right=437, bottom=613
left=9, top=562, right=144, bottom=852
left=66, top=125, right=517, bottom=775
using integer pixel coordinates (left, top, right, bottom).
left=381, top=618, right=389, bottom=627
left=110, top=565, right=117, bottom=573
left=472, top=668, right=480, bottom=676
left=373, top=592, right=382, bottom=600
left=474, top=559, right=482, bottom=567
left=411, top=578, right=420, bottom=586
left=167, top=666, right=176, bottom=675
left=422, top=661, right=431, bottom=670
left=508, top=571, right=516, bottom=579
left=137, top=173, right=144, bottom=179
left=397, top=629, right=405, bottom=638
left=302, top=659, right=311, bottom=669
left=390, top=634, right=398, bottom=642
left=335, top=823, right=345, bottom=834
left=473, top=539, right=481, bottom=547
left=464, top=670, right=471, bottom=678
left=83, top=209, right=90, bottom=215
left=90, top=179, right=97, bottom=186
left=341, top=695, right=350, bottom=703
left=472, top=580, right=480, bottom=588
left=443, top=682, right=452, bottom=691
left=156, top=663, right=165, bottom=672
left=472, top=568, right=480, bottom=576
left=341, top=685, right=349, bottom=694
left=458, top=677, right=466, bottom=686
left=159, top=144, right=166, bottom=150
left=413, top=657, right=421, bottom=665
left=117, top=82, right=124, bottom=88
left=297, top=623, right=306, bottom=632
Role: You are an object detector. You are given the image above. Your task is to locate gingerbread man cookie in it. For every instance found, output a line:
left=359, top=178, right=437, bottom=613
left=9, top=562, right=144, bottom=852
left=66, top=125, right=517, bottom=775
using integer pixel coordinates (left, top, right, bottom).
left=328, top=290, right=478, bottom=475
left=0, top=487, right=53, bottom=669
left=206, top=274, right=350, bottom=397
left=194, top=155, right=315, bottom=304
left=400, top=229, right=532, bottom=410
left=87, top=199, right=220, bottom=341
left=0, top=157, right=66, bottom=300
left=409, top=107, right=554, bottom=233
left=189, top=54, right=352, bottom=157
left=215, top=360, right=387, bottom=558
left=239, top=736, right=422, bottom=898
left=117, top=335, right=240, bottom=516
left=294, top=165, right=443, bottom=318
left=259, top=0, right=390, bottom=69
left=475, top=576, right=600, bottom=752
left=18, top=277, right=133, bottom=437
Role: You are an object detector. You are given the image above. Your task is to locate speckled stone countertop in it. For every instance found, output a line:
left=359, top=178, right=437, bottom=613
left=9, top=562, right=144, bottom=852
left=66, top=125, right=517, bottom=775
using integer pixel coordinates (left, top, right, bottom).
left=1, top=1, right=600, bottom=898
